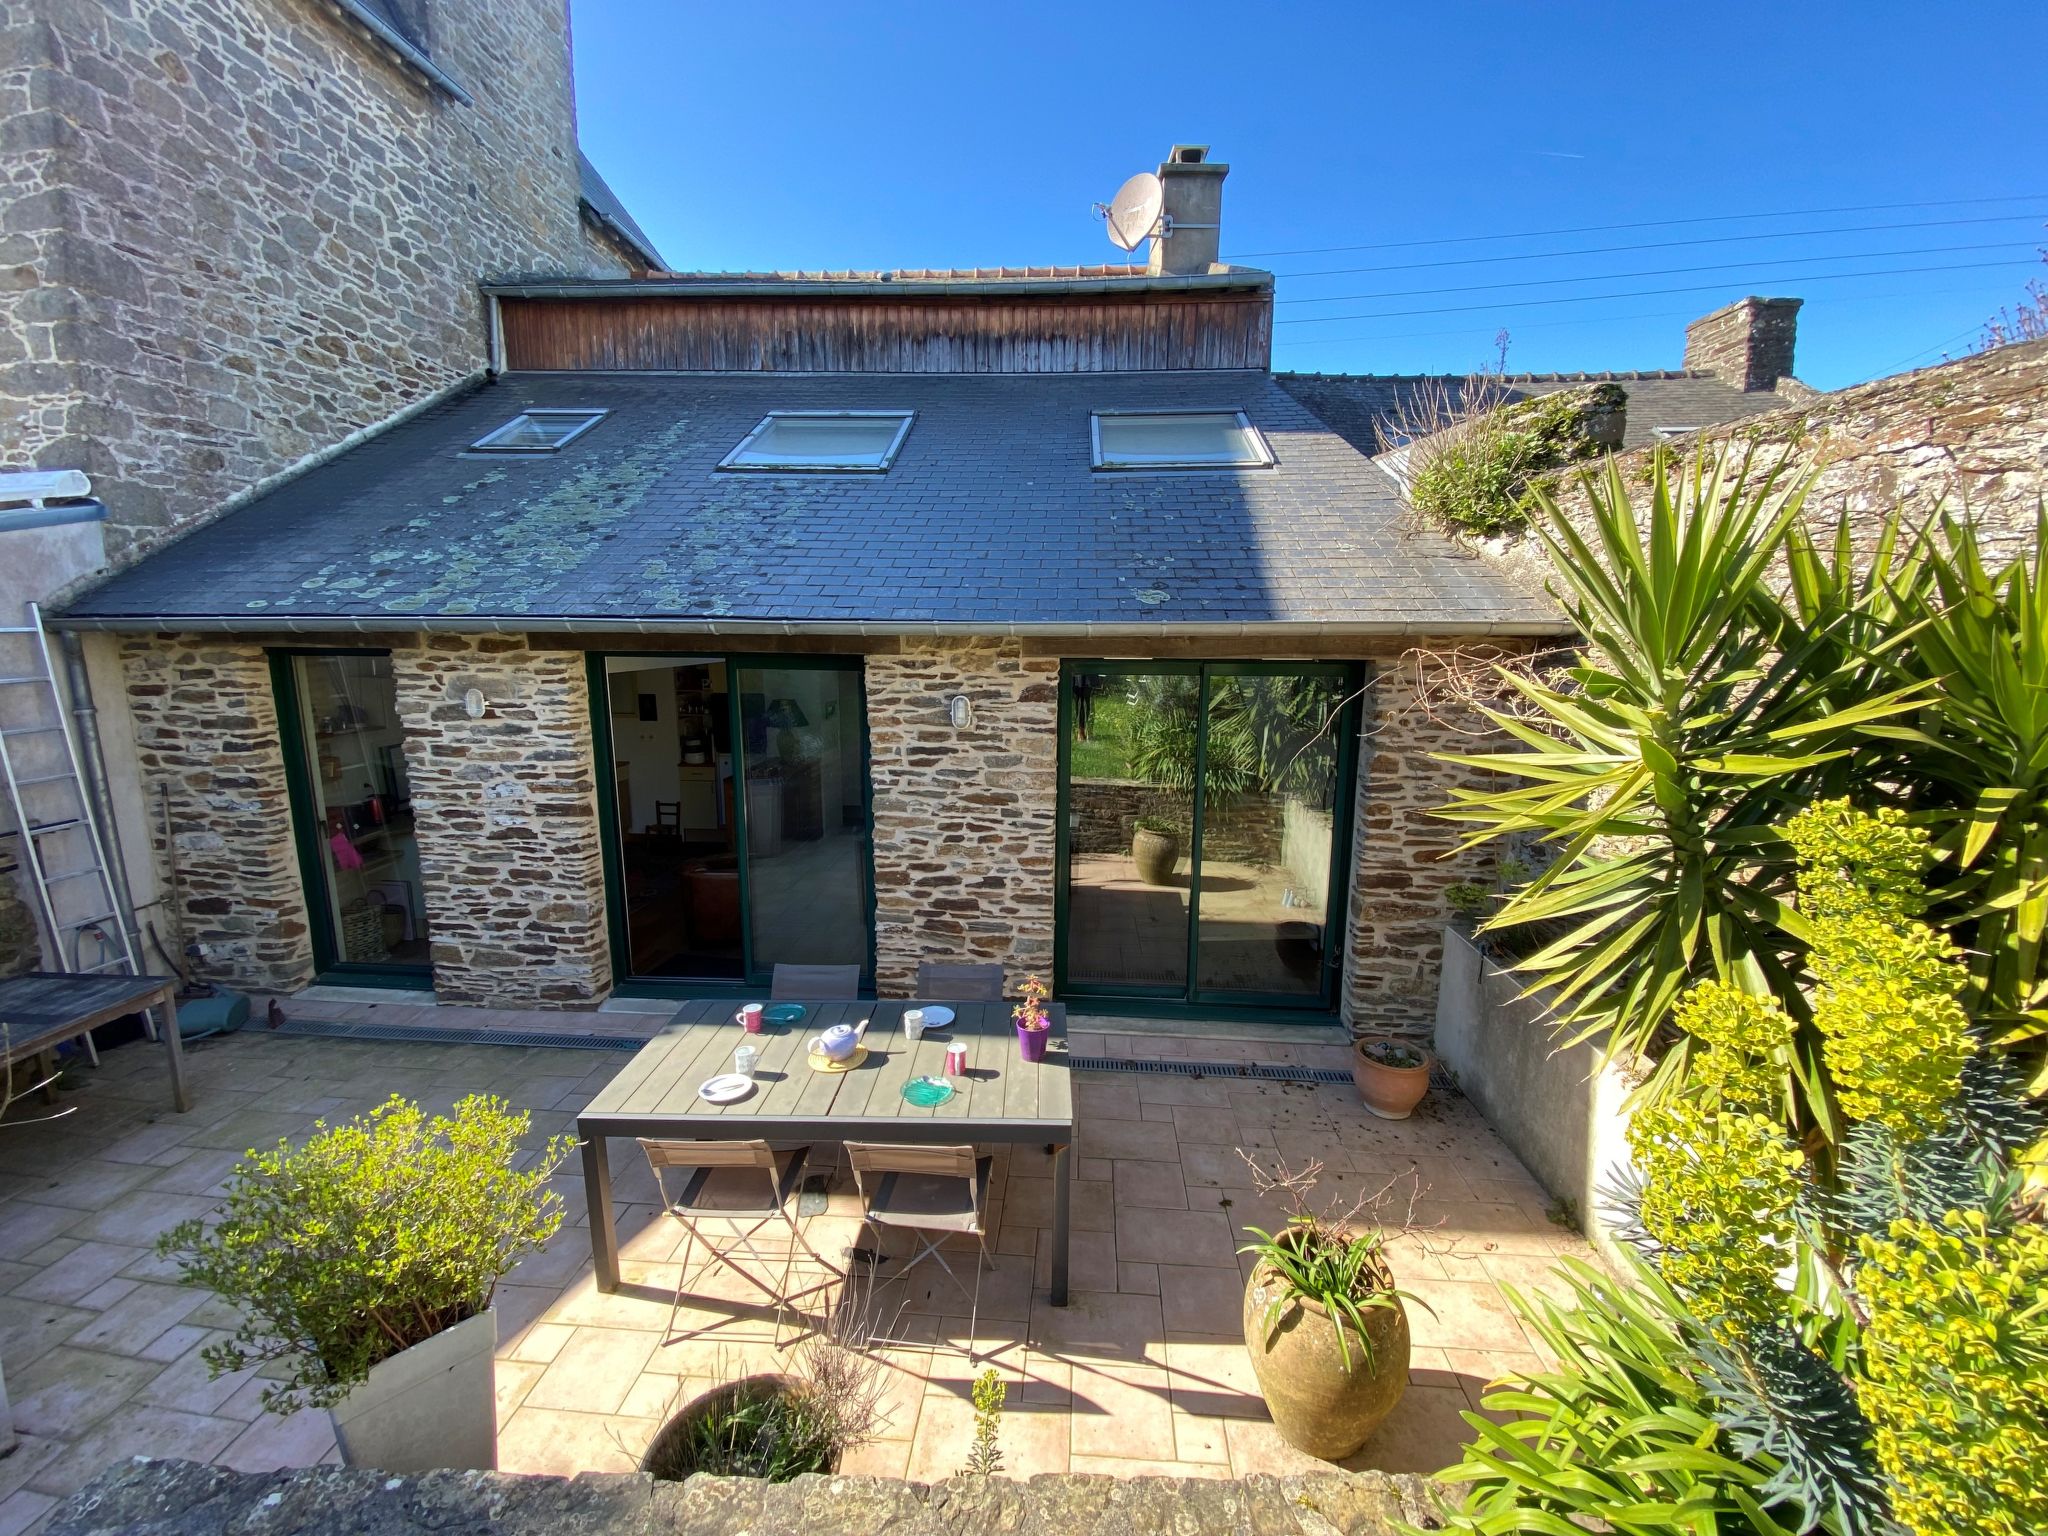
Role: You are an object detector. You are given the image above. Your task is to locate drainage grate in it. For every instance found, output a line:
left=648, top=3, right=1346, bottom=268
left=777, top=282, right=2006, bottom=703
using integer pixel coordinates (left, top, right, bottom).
left=271, top=1018, right=647, bottom=1053
left=1070, top=1054, right=1458, bottom=1094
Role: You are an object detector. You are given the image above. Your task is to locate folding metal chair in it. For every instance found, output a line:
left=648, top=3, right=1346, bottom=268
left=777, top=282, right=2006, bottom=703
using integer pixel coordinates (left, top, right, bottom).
left=770, top=963, right=860, bottom=1000
left=845, top=1141, right=995, bottom=1356
left=638, top=1138, right=839, bottom=1346
left=913, top=962, right=1005, bottom=1000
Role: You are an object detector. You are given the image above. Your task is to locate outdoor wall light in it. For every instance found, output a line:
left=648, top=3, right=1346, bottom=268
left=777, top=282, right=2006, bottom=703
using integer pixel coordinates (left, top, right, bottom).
left=948, top=694, right=974, bottom=729
left=463, top=687, right=486, bottom=719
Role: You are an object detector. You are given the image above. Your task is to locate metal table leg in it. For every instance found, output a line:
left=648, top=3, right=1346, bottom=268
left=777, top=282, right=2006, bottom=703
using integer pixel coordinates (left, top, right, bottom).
left=581, top=1128, right=619, bottom=1293
left=158, top=987, right=190, bottom=1114
left=1050, top=1138, right=1072, bottom=1307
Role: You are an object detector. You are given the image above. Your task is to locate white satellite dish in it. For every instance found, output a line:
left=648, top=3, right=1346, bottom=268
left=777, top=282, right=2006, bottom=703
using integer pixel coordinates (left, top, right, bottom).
left=1099, top=172, right=1165, bottom=252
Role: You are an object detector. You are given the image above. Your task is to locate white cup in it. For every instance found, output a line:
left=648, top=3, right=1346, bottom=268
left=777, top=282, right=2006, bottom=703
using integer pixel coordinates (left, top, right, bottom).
left=903, top=1009, right=927, bottom=1043
left=734, top=1043, right=760, bottom=1080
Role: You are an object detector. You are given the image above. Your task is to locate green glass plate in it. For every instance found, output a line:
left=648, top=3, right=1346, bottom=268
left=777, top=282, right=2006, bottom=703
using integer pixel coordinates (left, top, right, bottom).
left=901, top=1076, right=955, bottom=1108
left=763, top=1003, right=808, bottom=1025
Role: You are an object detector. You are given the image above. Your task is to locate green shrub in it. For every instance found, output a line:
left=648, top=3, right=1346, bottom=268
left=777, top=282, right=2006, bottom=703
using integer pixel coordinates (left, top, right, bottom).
left=964, top=1367, right=1006, bottom=1476
left=158, top=1094, right=574, bottom=1414
left=1405, top=385, right=1620, bottom=539
left=643, top=1378, right=840, bottom=1482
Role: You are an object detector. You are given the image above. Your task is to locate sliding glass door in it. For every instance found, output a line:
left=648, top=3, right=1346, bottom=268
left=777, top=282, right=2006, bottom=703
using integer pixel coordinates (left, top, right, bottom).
left=1057, top=661, right=1359, bottom=1011
left=275, top=651, right=432, bottom=982
left=592, top=654, right=871, bottom=990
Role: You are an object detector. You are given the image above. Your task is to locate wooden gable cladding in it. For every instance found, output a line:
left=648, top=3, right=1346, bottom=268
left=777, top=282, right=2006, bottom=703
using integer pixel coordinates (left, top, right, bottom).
left=497, top=290, right=1273, bottom=373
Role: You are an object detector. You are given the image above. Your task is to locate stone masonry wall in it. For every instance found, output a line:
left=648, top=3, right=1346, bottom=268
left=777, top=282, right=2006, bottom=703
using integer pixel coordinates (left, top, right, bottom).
left=1343, top=641, right=1523, bottom=1038
left=52, top=1458, right=1444, bottom=1536
left=867, top=638, right=1058, bottom=998
left=120, top=635, right=315, bottom=991
left=1545, top=336, right=2048, bottom=568
left=0, top=0, right=595, bottom=566
left=391, top=635, right=610, bottom=1007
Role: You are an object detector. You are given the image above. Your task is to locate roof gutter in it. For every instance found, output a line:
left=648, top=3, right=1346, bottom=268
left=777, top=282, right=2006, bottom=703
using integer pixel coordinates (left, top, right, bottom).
left=48, top=613, right=1571, bottom=639
left=577, top=201, right=664, bottom=273
left=480, top=272, right=1273, bottom=302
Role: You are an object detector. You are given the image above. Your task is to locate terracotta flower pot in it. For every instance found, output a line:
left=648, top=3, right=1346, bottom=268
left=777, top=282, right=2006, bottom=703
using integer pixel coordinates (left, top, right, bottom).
left=1131, top=825, right=1179, bottom=885
left=1242, top=1256, right=1410, bottom=1460
left=1351, top=1038, right=1432, bottom=1120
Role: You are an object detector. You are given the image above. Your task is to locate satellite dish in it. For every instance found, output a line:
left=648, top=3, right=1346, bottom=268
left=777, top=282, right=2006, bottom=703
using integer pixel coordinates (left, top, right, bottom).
left=1100, top=172, right=1164, bottom=252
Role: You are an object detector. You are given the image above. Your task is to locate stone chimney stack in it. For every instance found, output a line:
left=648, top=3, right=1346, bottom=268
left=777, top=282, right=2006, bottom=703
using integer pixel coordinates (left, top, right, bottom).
left=1147, top=144, right=1228, bottom=278
left=1684, top=296, right=1803, bottom=392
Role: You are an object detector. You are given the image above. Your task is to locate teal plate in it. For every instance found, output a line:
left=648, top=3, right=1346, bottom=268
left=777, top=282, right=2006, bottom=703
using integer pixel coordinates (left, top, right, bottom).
left=901, top=1076, right=955, bottom=1108
left=763, top=1003, right=808, bottom=1025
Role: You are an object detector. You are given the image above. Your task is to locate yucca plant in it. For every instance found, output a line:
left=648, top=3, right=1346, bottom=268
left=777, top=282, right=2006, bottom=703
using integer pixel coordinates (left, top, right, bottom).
left=1436, top=451, right=1926, bottom=1137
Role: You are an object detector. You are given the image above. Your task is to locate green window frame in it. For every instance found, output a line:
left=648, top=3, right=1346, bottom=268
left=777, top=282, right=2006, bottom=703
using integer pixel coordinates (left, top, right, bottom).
left=1052, top=659, right=1364, bottom=1019
left=587, top=652, right=877, bottom=998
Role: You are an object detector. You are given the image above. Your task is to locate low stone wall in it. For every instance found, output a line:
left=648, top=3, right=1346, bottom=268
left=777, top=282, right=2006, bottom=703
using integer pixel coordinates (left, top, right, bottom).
left=866, top=638, right=1059, bottom=997
left=1434, top=926, right=1636, bottom=1262
left=1069, top=777, right=1285, bottom=866
left=392, top=636, right=612, bottom=1007
left=50, top=1459, right=1445, bottom=1536
left=120, top=636, right=314, bottom=992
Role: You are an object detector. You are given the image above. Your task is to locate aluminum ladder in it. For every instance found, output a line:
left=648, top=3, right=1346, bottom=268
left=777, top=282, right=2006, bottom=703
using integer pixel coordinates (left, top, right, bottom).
left=0, top=602, right=151, bottom=1050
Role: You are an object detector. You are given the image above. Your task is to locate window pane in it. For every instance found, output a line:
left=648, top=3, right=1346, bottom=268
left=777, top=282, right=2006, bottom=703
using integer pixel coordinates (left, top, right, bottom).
left=1096, top=412, right=1265, bottom=467
left=726, top=414, right=907, bottom=469
left=290, top=654, right=429, bottom=969
left=738, top=667, right=870, bottom=976
left=471, top=411, right=602, bottom=451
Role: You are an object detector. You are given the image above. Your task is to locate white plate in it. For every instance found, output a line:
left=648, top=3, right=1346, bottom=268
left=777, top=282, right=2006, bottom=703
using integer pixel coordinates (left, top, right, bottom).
left=919, top=1005, right=956, bottom=1027
left=697, top=1073, right=755, bottom=1104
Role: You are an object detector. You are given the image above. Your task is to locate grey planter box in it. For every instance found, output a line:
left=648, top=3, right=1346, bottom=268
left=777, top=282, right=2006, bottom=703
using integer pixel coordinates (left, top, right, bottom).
left=329, top=1307, right=497, bottom=1473
left=1433, top=927, right=1638, bottom=1263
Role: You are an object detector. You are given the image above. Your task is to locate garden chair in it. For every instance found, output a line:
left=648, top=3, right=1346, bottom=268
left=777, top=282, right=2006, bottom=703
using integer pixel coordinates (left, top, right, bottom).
left=638, top=1138, right=838, bottom=1347
left=769, top=963, right=860, bottom=999
left=844, top=1141, right=994, bottom=1356
left=913, top=962, right=1005, bottom=1000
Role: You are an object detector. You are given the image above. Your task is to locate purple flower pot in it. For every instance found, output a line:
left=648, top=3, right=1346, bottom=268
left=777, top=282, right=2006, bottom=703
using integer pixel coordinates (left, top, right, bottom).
left=1017, top=1021, right=1049, bottom=1062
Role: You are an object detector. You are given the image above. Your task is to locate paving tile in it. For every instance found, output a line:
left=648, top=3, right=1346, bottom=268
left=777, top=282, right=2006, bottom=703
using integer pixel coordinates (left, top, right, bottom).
left=63, top=1283, right=211, bottom=1357
left=1111, top=1159, right=1188, bottom=1211
left=1157, top=1265, right=1245, bottom=1334
left=62, top=1191, right=218, bottom=1248
left=1116, top=1261, right=1159, bottom=1295
left=1114, top=1206, right=1238, bottom=1269
left=11, top=1242, right=150, bottom=1306
left=1076, top=1118, right=1176, bottom=1162
left=523, top=1325, right=662, bottom=1414
left=1064, top=1364, right=1177, bottom=1462
left=1027, top=1290, right=1164, bottom=1369
left=213, top=1405, right=337, bottom=1472
left=1161, top=1332, right=1266, bottom=1420
left=2, top=1348, right=162, bottom=1439
left=0, top=1489, right=56, bottom=1536
left=12, top=1160, right=159, bottom=1212
left=25, top=1406, right=243, bottom=1499
left=496, top=1405, right=652, bottom=1476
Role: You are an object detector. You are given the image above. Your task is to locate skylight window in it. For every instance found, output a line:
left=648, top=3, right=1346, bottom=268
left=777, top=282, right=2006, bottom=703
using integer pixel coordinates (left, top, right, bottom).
left=718, top=411, right=915, bottom=473
left=468, top=409, right=608, bottom=453
left=1091, top=410, right=1274, bottom=471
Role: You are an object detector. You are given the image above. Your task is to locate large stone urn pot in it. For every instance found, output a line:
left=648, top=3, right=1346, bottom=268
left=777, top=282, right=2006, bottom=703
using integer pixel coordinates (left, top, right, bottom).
left=1242, top=1255, right=1410, bottom=1460
left=1131, top=823, right=1179, bottom=886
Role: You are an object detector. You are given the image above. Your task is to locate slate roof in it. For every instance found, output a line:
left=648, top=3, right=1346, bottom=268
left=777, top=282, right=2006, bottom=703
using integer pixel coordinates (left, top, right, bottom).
left=576, top=152, right=665, bottom=271
left=60, top=371, right=1564, bottom=635
left=1275, top=369, right=1792, bottom=453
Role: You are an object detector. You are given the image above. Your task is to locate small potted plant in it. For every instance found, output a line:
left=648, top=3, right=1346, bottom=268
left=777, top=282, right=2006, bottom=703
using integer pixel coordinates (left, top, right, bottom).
left=1013, top=973, right=1052, bottom=1063
left=1237, top=1156, right=1420, bottom=1461
left=159, top=1094, right=574, bottom=1473
left=1130, top=815, right=1180, bottom=886
left=1351, top=1036, right=1432, bottom=1120
left=1442, top=879, right=1492, bottom=935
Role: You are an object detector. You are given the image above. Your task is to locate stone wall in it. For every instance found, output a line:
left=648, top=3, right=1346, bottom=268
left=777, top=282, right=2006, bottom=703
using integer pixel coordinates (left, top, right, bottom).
left=0, top=0, right=596, bottom=567
left=1068, top=777, right=1284, bottom=866
left=1547, top=336, right=2048, bottom=567
left=120, top=636, right=314, bottom=991
left=866, top=638, right=1058, bottom=997
left=391, top=635, right=610, bottom=1007
left=50, top=1458, right=1444, bottom=1536
left=1342, top=642, right=1519, bottom=1038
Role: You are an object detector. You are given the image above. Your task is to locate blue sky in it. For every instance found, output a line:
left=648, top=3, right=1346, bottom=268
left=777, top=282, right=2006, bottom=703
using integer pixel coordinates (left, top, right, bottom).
left=569, top=1, right=2047, bottom=390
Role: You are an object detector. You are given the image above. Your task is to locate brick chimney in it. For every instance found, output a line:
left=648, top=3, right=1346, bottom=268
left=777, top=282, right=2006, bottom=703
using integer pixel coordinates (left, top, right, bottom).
left=1684, top=296, right=1802, bottom=392
left=1147, top=144, right=1228, bottom=278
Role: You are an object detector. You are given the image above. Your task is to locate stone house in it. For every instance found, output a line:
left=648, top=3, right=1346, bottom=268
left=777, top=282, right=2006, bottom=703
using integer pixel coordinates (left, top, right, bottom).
left=0, top=0, right=657, bottom=972
left=33, top=137, right=1844, bottom=1038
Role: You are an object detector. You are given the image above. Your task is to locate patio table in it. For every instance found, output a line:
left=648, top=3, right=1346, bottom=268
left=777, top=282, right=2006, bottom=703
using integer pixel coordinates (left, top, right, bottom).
left=577, top=997, right=1074, bottom=1304
left=0, top=970, right=188, bottom=1113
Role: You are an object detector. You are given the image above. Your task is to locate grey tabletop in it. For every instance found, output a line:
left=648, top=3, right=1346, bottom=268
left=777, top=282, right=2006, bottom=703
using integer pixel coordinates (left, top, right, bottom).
left=580, top=997, right=1072, bottom=1134
left=0, top=971, right=176, bottom=1033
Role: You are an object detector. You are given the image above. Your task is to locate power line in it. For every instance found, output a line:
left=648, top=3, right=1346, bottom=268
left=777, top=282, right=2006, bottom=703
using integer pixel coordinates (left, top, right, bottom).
left=1272, top=240, right=2034, bottom=317
left=1268, top=212, right=2046, bottom=286
left=1228, top=192, right=2048, bottom=260
left=1268, top=281, right=2017, bottom=353
left=1269, top=257, right=2038, bottom=327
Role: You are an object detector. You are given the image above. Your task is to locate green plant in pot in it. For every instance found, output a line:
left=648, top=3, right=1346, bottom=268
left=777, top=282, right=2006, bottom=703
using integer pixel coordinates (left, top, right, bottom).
left=158, top=1094, right=574, bottom=1473
left=1237, top=1156, right=1424, bottom=1460
left=1130, top=813, right=1182, bottom=886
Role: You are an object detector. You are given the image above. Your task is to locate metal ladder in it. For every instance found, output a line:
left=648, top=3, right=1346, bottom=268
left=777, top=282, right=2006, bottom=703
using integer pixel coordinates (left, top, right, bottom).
left=0, top=602, right=151, bottom=1051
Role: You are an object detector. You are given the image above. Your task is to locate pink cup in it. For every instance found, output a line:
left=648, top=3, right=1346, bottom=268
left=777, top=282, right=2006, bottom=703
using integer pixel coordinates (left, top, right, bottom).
left=944, top=1043, right=968, bottom=1077
left=739, top=1004, right=764, bottom=1033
